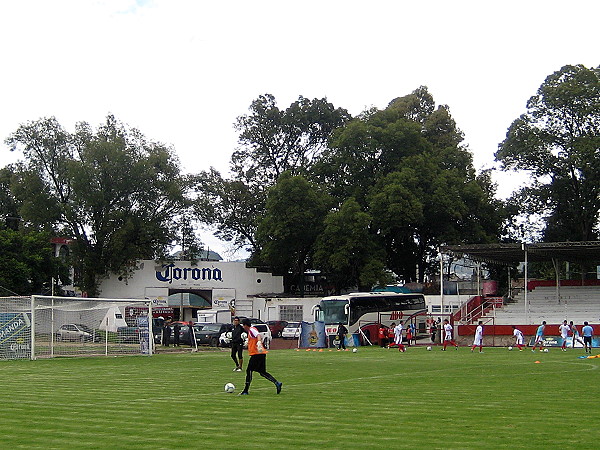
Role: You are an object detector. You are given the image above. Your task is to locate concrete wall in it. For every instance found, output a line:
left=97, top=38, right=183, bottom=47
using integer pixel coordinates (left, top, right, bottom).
left=98, top=260, right=284, bottom=303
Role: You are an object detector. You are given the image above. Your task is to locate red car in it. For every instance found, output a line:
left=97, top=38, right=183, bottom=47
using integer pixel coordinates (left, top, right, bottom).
left=266, top=320, right=288, bottom=338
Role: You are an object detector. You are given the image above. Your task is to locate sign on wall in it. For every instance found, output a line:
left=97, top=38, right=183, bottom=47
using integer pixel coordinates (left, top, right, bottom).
left=212, top=289, right=235, bottom=309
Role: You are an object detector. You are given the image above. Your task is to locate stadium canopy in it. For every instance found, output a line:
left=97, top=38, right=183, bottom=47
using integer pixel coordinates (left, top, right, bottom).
left=438, top=241, right=600, bottom=321
left=439, top=241, right=600, bottom=266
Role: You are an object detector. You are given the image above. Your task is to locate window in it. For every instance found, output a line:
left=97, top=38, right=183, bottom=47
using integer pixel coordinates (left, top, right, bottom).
left=279, top=305, right=303, bottom=322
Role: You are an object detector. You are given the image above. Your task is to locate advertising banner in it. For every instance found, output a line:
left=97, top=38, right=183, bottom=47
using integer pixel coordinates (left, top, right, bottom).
left=136, top=315, right=151, bottom=355
left=0, top=313, right=31, bottom=359
left=299, top=321, right=326, bottom=348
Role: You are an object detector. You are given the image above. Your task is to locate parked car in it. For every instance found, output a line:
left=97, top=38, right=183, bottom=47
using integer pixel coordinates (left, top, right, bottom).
left=117, top=326, right=140, bottom=343
left=195, top=323, right=233, bottom=347
left=281, top=322, right=302, bottom=339
left=55, top=323, right=100, bottom=342
left=167, top=323, right=205, bottom=346
left=267, top=320, right=288, bottom=338
left=253, top=323, right=272, bottom=349
left=236, top=316, right=265, bottom=324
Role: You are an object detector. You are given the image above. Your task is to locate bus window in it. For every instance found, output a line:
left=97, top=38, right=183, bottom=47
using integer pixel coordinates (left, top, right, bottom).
left=320, top=300, right=348, bottom=325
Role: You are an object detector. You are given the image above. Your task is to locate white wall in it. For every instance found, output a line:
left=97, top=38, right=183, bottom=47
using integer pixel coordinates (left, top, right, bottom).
left=98, top=260, right=284, bottom=301
left=252, top=297, right=321, bottom=322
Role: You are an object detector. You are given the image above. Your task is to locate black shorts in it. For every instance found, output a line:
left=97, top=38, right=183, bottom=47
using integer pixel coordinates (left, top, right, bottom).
left=584, top=336, right=592, bottom=344
left=231, top=342, right=243, bottom=357
left=247, top=353, right=267, bottom=373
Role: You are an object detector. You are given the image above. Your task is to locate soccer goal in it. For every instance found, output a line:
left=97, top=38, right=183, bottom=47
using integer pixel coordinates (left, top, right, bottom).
left=2, top=295, right=157, bottom=360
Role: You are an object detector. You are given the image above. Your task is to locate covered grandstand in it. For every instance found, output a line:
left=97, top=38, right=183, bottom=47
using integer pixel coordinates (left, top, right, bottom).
left=439, top=241, right=600, bottom=344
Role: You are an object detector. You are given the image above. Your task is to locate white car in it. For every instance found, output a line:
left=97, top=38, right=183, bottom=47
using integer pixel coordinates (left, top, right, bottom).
left=281, top=322, right=301, bottom=339
left=253, top=323, right=272, bottom=349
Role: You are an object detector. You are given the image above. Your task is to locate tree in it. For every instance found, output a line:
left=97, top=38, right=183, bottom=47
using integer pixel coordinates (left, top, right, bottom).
left=193, top=94, right=349, bottom=254
left=495, top=64, right=600, bottom=242
left=232, top=94, right=351, bottom=185
left=0, top=228, right=70, bottom=295
left=313, top=198, right=390, bottom=292
left=254, top=172, right=330, bottom=295
left=0, top=167, right=22, bottom=230
left=192, top=168, right=263, bottom=252
left=6, top=115, right=188, bottom=296
left=315, top=87, right=503, bottom=282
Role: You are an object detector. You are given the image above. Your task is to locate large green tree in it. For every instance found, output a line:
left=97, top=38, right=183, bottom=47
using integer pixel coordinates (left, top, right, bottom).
left=495, top=64, right=600, bottom=242
left=315, top=87, right=503, bottom=282
left=194, top=94, right=350, bottom=254
left=254, top=172, right=330, bottom=295
left=313, top=197, right=390, bottom=292
left=6, top=115, right=188, bottom=296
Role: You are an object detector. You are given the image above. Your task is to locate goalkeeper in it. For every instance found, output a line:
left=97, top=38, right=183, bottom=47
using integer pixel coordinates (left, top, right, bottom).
left=238, top=318, right=282, bottom=395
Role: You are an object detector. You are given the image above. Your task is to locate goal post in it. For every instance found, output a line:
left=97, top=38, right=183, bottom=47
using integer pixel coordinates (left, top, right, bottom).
left=30, top=295, right=155, bottom=360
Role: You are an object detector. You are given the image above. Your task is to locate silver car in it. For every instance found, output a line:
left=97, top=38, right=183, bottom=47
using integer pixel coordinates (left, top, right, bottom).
left=56, top=323, right=99, bottom=342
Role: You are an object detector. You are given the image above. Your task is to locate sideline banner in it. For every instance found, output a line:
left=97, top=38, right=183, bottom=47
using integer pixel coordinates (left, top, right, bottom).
left=0, top=313, right=31, bottom=359
left=299, top=321, right=326, bottom=348
left=136, top=315, right=151, bottom=355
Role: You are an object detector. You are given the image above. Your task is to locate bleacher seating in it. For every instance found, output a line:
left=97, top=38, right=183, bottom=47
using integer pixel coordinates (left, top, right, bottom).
left=482, top=285, right=600, bottom=325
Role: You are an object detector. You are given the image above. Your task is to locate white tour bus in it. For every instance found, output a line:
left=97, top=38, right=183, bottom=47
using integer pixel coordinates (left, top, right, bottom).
left=313, top=292, right=426, bottom=343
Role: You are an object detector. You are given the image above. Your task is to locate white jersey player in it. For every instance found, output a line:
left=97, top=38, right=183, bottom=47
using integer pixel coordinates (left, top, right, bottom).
left=512, top=326, right=524, bottom=351
left=559, top=320, right=570, bottom=351
left=471, top=321, right=484, bottom=352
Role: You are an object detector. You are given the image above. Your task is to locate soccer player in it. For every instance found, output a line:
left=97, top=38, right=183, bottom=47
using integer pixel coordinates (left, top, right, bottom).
left=559, top=320, right=570, bottom=351
left=569, top=321, right=585, bottom=348
left=388, top=323, right=396, bottom=348
left=378, top=324, right=388, bottom=348
left=582, top=321, right=594, bottom=354
left=531, top=321, right=546, bottom=352
left=230, top=317, right=245, bottom=372
left=512, top=325, right=524, bottom=351
left=337, top=322, right=348, bottom=350
left=238, top=318, right=282, bottom=395
left=471, top=321, right=484, bottom=353
left=394, top=322, right=406, bottom=352
left=442, top=319, right=458, bottom=350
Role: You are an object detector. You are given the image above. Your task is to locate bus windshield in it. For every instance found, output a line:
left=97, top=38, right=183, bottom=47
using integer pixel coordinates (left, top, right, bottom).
left=318, top=299, right=348, bottom=325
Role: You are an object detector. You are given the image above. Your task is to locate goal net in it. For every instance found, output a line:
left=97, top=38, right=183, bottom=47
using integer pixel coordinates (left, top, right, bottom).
left=26, top=295, right=155, bottom=359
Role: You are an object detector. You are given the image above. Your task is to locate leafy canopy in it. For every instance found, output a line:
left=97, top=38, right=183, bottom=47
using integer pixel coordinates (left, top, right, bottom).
left=6, top=115, right=188, bottom=296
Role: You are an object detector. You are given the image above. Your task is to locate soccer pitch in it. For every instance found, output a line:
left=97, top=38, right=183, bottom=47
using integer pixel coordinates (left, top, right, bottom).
left=1, top=346, right=598, bottom=449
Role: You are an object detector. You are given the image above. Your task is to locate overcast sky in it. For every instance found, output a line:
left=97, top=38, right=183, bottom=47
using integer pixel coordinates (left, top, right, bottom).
left=0, top=0, right=598, bottom=259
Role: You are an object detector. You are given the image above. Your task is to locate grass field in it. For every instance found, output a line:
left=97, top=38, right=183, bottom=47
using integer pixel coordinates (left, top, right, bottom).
left=1, top=345, right=598, bottom=449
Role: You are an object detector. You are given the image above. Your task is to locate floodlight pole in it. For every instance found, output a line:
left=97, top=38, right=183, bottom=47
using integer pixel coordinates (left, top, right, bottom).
left=439, top=249, right=444, bottom=318
left=523, top=243, right=529, bottom=324
left=30, top=295, right=36, bottom=360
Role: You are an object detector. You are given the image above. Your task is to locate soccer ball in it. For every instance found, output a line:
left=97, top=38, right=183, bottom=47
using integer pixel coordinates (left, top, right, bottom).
left=352, top=348, right=358, bottom=353
left=224, top=383, right=235, bottom=393
left=543, top=348, right=549, bottom=353
left=508, top=346, right=513, bottom=351
left=426, top=346, right=432, bottom=351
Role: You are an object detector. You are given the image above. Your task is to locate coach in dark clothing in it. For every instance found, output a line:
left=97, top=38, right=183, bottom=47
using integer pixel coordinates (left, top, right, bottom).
left=173, top=322, right=181, bottom=346
left=162, top=320, right=172, bottom=346
left=337, top=322, right=348, bottom=350
left=231, top=317, right=245, bottom=371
